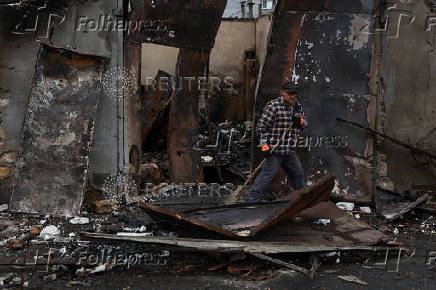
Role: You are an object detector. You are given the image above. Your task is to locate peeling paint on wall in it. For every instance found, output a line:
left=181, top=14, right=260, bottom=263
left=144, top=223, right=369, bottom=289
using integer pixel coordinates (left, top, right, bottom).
left=346, top=15, right=370, bottom=50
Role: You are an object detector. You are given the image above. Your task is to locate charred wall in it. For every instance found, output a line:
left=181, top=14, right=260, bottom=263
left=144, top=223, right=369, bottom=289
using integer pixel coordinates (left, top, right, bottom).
left=0, top=0, right=123, bottom=206
left=378, top=0, right=436, bottom=194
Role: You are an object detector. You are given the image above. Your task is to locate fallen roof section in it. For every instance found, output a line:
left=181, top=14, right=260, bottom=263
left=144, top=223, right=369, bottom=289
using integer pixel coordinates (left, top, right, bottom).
left=139, top=174, right=335, bottom=238
left=256, top=201, right=389, bottom=247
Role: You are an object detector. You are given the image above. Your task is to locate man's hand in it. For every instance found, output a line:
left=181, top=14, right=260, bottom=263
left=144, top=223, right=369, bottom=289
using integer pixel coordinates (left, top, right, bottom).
left=261, top=144, right=272, bottom=158
left=292, top=115, right=305, bottom=129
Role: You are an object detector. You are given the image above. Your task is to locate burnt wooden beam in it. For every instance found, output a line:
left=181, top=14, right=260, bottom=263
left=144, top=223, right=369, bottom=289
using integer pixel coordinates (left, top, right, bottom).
left=167, top=49, right=209, bottom=183
left=142, top=70, right=173, bottom=144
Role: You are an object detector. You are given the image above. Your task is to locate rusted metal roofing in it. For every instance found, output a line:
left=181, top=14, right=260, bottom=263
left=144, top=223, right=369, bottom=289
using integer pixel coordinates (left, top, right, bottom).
left=257, top=201, right=389, bottom=246
left=10, top=44, right=106, bottom=215
left=139, top=174, right=335, bottom=238
left=83, top=201, right=390, bottom=253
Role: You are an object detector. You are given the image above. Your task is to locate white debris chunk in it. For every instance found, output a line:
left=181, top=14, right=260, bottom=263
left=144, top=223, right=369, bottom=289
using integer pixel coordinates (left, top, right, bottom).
left=201, top=156, right=213, bottom=163
left=116, top=232, right=153, bottom=237
left=69, top=217, right=89, bottom=225
left=354, top=214, right=360, bottom=219
left=393, top=228, right=399, bottom=235
left=314, top=219, right=331, bottom=225
left=359, top=206, right=371, bottom=213
left=69, top=232, right=76, bottom=237
left=336, top=202, right=354, bottom=211
left=0, top=204, right=8, bottom=212
left=39, top=225, right=60, bottom=240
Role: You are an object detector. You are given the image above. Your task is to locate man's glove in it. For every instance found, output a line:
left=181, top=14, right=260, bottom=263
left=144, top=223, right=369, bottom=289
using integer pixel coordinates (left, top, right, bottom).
left=261, top=144, right=272, bottom=158
left=292, top=116, right=305, bottom=129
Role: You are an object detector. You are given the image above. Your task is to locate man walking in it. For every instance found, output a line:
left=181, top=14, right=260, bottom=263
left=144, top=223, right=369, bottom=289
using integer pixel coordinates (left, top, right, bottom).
left=244, top=82, right=308, bottom=202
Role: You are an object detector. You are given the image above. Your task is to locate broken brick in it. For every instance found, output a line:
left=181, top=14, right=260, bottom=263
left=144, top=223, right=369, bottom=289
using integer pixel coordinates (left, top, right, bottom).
left=9, top=240, right=23, bottom=249
left=0, top=166, right=13, bottom=180
left=30, top=226, right=41, bottom=236
left=140, top=163, right=161, bottom=184
left=92, top=199, right=119, bottom=214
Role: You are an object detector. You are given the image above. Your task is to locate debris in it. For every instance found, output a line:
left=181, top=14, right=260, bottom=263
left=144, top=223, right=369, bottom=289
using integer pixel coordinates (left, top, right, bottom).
left=23, top=281, right=29, bottom=288
left=92, top=199, right=119, bottom=214
left=65, top=281, right=90, bottom=287
left=140, top=163, right=161, bottom=184
left=30, top=226, right=41, bottom=236
left=9, top=239, right=23, bottom=249
left=0, top=273, right=13, bottom=286
left=249, top=252, right=313, bottom=277
left=0, top=204, right=8, bottom=212
left=393, top=228, right=399, bottom=235
left=77, top=264, right=109, bottom=276
left=81, top=232, right=394, bottom=255
left=69, top=217, right=90, bottom=225
left=116, top=232, right=153, bottom=237
left=39, top=225, right=60, bottom=240
left=314, top=219, right=330, bottom=225
left=140, top=174, right=335, bottom=237
left=12, top=276, right=22, bottom=283
left=43, top=274, right=56, bottom=282
left=360, top=206, right=371, bottom=213
left=337, top=275, right=368, bottom=286
left=375, top=189, right=428, bottom=221
left=336, top=202, right=354, bottom=211
left=200, top=156, right=214, bottom=163
left=354, top=214, right=360, bottom=219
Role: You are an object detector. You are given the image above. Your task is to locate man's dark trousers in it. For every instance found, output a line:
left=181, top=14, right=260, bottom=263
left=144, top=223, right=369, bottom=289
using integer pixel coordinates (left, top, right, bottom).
left=244, top=152, right=305, bottom=202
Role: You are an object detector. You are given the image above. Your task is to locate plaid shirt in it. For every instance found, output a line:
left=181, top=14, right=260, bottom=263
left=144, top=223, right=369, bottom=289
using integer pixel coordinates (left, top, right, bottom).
left=256, top=95, right=307, bottom=155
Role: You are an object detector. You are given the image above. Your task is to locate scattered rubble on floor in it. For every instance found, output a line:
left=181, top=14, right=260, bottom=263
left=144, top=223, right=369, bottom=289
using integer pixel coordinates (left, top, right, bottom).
left=0, top=179, right=434, bottom=287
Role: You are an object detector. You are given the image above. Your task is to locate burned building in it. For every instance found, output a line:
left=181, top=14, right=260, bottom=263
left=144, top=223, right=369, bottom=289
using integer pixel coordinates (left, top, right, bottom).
left=0, top=0, right=435, bottom=288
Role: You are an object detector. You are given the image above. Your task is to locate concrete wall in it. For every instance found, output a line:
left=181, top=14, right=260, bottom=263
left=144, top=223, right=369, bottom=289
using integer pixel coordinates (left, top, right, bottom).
left=256, top=14, right=273, bottom=70
left=141, top=17, right=272, bottom=86
left=141, top=44, right=179, bottom=83
left=379, top=0, right=436, bottom=194
left=209, top=20, right=256, bottom=84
